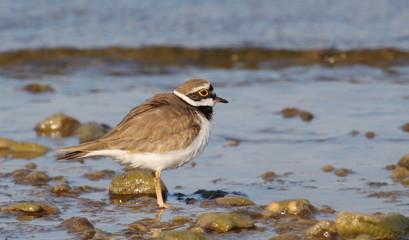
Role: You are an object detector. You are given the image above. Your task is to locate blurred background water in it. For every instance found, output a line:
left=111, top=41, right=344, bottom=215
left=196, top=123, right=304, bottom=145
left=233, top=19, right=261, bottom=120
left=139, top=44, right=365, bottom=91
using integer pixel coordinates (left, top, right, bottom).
left=1, top=1, right=409, bottom=239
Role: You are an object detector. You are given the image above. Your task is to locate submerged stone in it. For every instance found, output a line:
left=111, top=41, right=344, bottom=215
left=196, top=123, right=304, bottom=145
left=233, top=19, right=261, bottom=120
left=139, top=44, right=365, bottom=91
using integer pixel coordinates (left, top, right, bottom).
left=75, top=121, right=111, bottom=143
left=60, top=216, right=96, bottom=239
left=22, top=83, right=55, bottom=93
left=157, top=230, right=208, bottom=240
left=266, top=199, right=315, bottom=216
left=335, top=211, right=409, bottom=239
left=2, top=202, right=59, bottom=216
left=397, top=154, right=409, bottom=170
left=35, top=113, right=81, bottom=137
left=214, top=195, right=254, bottom=207
left=305, top=220, right=336, bottom=239
left=109, top=171, right=167, bottom=196
left=196, top=212, right=254, bottom=233
left=0, top=138, right=50, bottom=159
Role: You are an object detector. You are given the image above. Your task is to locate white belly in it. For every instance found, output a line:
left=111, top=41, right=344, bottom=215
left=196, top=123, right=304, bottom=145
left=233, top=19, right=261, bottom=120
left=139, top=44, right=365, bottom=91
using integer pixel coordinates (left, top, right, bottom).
left=84, top=114, right=212, bottom=171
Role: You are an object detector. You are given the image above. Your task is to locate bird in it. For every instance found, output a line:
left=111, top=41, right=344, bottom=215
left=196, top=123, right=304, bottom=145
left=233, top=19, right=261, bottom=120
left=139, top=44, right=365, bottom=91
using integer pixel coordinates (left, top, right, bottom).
left=57, top=79, right=228, bottom=208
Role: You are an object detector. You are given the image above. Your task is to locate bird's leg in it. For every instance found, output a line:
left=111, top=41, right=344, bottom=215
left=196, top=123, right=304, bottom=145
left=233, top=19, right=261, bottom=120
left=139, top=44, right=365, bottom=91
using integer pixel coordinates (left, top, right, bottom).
left=152, top=170, right=168, bottom=209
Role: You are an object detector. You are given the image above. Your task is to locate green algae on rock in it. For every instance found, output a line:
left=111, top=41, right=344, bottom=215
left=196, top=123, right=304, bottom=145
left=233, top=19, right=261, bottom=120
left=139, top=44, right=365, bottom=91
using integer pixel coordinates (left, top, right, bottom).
left=335, top=211, right=409, bottom=239
left=305, top=220, right=336, bottom=239
left=157, top=230, right=208, bottom=240
left=35, top=113, right=81, bottom=137
left=196, top=212, right=254, bottom=233
left=266, top=199, right=316, bottom=216
left=2, top=202, right=59, bottom=216
left=109, top=171, right=167, bottom=196
left=214, top=195, right=255, bottom=207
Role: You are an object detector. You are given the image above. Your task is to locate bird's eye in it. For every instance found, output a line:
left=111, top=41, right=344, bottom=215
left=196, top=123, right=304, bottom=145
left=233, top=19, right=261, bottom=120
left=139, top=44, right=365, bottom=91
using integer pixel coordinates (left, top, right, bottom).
left=198, top=89, right=209, bottom=97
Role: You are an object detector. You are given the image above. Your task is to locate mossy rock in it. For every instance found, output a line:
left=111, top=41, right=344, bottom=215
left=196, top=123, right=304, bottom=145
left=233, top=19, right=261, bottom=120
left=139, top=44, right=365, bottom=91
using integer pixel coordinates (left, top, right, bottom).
left=157, top=230, right=208, bottom=240
left=35, top=113, right=80, bottom=137
left=109, top=171, right=167, bottom=196
left=2, top=202, right=59, bottom=215
left=214, top=195, right=254, bottom=207
left=305, top=220, right=336, bottom=239
left=267, top=199, right=315, bottom=215
left=196, top=212, right=254, bottom=233
left=335, top=211, right=409, bottom=239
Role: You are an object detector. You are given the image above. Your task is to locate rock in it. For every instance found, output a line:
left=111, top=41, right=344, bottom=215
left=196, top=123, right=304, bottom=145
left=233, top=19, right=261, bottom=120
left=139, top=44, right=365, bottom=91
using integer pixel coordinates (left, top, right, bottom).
left=35, top=113, right=81, bottom=137
left=401, top=123, right=409, bottom=132
left=0, top=137, right=15, bottom=148
left=353, top=234, right=376, bottom=240
left=305, top=220, right=336, bottom=239
left=22, top=83, right=55, bottom=93
left=194, top=189, right=228, bottom=199
left=2, top=202, right=59, bottom=216
left=157, top=230, right=208, bottom=240
left=52, top=184, right=72, bottom=193
left=268, top=233, right=301, bottom=240
left=13, top=169, right=50, bottom=185
left=335, top=211, right=409, bottom=239
left=260, top=171, right=278, bottom=181
left=281, top=108, right=301, bottom=118
left=322, top=165, right=334, bottom=172
left=196, top=212, right=254, bottom=233
left=24, top=170, right=50, bottom=184
left=397, top=154, right=409, bottom=170
left=0, top=140, right=50, bottom=159
left=280, top=107, right=314, bottom=122
left=84, top=169, right=115, bottom=181
left=391, top=167, right=409, bottom=179
left=266, top=199, right=315, bottom=216
left=75, top=121, right=111, bottom=143
left=335, top=168, right=355, bottom=177
left=214, top=195, right=254, bottom=207
left=109, top=171, right=167, bottom=196
left=228, top=139, right=241, bottom=147
left=60, top=217, right=96, bottom=239
left=365, top=131, right=376, bottom=139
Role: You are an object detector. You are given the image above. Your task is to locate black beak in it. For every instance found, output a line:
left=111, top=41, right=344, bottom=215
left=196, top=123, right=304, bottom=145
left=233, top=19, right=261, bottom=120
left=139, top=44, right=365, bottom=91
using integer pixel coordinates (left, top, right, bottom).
left=215, top=96, right=228, bottom=103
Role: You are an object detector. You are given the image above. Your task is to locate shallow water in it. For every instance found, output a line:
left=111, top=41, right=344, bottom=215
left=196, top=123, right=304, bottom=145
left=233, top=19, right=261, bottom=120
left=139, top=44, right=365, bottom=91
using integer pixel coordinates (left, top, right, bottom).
left=1, top=1, right=409, bottom=239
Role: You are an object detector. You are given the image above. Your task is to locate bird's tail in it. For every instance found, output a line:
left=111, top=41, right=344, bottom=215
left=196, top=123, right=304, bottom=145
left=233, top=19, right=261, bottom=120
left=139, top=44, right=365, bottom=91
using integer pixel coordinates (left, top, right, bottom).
left=57, top=151, right=87, bottom=161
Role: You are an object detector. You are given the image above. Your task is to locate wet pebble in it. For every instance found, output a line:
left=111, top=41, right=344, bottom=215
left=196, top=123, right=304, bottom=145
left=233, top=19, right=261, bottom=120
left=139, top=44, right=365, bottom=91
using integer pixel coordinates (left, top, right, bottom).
left=401, top=123, right=409, bottom=132
left=60, top=216, right=96, bottom=239
left=196, top=212, right=255, bottom=233
left=322, top=165, right=335, bottom=172
left=335, top=211, right=409, bottom=239
left=35, top=113, right=81, bottom=137
left=228, top=139, right=241, bottom=147
left=194, top=189, right=228, bottom=199
left=157, top=230, right=208, bottom=240
left=266, top=199, right=316, bottom=216
left=1, top=202, right=59, bottom=216
left=75, top=121, right=111, bottom=143
left=260, top=171, right=278, bottom=181
left=0, top=137, right=50, bottom=159
left=214, top=195, right=254, bottom=207
left=22, top=83, right=55, bottom=93
left=280, top=107, right=314, bottom=122
left=109, top=170, right=167, bottom=196
left=335, top=168, right=355, bottom=177
left=364, top=131, right=376, bottom=139
left=268, top=233, right=301, bottom=240
left=51, top=184, right=72, bottom=193
left=13, top=169, right=50, bottom=185
left=305, top=220, right=336, bottom=239
left=84, top=169, right=115, bottom=181
left=397, top=153, right=409, bottom=169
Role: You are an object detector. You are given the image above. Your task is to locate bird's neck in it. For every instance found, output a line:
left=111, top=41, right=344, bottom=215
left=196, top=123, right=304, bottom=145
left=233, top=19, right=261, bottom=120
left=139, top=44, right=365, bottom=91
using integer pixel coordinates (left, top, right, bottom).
left=196, top=106, right=213, bottom=120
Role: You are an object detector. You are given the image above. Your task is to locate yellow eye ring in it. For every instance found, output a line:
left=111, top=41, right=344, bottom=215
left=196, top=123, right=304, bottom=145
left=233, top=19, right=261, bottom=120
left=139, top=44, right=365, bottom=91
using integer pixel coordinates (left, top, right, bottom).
left=198, top=89, right=209, bottom=97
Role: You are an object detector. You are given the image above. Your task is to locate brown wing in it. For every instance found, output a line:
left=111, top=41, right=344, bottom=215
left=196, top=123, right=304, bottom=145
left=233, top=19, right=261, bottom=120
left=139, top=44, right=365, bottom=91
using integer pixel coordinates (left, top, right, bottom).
left=57, top=94, right=202, bottom=159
